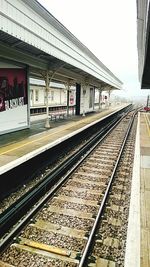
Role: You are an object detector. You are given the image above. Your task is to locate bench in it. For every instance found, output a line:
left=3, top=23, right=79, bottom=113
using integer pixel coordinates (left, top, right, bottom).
left=49, top=110, right=66, bottom=121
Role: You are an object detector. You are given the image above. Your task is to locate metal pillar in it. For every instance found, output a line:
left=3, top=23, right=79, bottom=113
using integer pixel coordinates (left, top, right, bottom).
left=45, top=71, right=50, bottom=128
left=108, top=89, right=111, bottom=108
left=82, top=84, right=86, bottom=117
left=99, top=89, right=102, bottom=110
left=41, top=69, right=56, bottom=129
left=65, top=81, right=71, bottom=117
left=82, top=95, right=85, bottom=116
left=75, top=83, right=81, bottom=115
left=93, top=87, right=95, bottom=111
left=67, top=82, right=70, bottom=117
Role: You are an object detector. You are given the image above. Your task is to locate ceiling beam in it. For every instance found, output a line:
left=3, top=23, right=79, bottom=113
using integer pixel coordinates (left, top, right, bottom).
left=0, top=43, right=48, bottom=69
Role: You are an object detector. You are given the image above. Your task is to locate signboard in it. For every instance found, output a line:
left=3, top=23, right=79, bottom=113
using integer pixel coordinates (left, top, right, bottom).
left=70, top=95, right=74, bottom=105
left=0, top=68, right=28, bottom=134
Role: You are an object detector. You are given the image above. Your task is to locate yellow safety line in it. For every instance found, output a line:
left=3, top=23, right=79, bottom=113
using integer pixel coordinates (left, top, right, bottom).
left=0, top=121, right=77, bottom=156
left=0, top=107, right=121, bottom=156
left=144, top=113, right=150, bottom=137
left=0, top=115, right=95, bottom=156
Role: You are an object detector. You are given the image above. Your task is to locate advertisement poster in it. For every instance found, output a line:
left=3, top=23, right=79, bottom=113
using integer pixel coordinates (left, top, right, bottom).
left=69, top=94, right=74, bottom=105
left=0, top=68, right=28, bottom=134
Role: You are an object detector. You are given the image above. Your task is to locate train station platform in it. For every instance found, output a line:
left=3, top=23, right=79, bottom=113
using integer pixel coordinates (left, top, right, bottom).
left=125, top=112, right=150, bottom=267
left=0, top=105, right=127, bottom=175
left=140, top=112, right=150, bottom=267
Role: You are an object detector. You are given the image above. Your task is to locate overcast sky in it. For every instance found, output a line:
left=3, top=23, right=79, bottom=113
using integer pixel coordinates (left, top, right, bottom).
left=38, top=0, right=150, bottom=100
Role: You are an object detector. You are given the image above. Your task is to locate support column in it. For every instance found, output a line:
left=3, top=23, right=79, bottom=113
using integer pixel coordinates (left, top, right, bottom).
left=75, top=83, right=81, bottom=115
left=40, top=69, right=56, bottom=129
left=108, top=89, right=111, bottom=108
left=65, top=80, right=71, bottom=117
left=82, top=84, right=86, bottom=117
left=67, top=82, right=70, bottom=117
left=93, top=87, right=95, bottom=111
left=45, top=70, right=50, bottom=128
left=99, top=89, right=102, bottom=110
left=40, top=66, right=63, bottom=128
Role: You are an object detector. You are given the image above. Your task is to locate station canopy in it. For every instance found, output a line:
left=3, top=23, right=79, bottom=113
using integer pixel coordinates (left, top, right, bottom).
left=0, top=0, right=122, bottom=90
left=137, top=0, right=150, bottom=88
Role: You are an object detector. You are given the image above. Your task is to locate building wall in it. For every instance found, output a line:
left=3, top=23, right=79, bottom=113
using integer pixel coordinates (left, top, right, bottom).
left=80, top=85, right=95, bottom=114
left=30, top=84, right=76, bottom=107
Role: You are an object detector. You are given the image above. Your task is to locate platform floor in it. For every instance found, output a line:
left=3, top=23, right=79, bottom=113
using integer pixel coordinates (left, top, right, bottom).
left=125, top=112, right=150, bottom=267
left=0, top=105, right=126, bottom=175
left=140, top=112, right=150, bottom=267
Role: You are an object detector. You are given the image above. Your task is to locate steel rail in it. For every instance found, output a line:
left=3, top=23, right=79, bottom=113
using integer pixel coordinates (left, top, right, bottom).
left=0, top=116, right=117, bottom=235
left=78, top=110, right=137, bottom=267
left=0, top=107, right=132, bottom=252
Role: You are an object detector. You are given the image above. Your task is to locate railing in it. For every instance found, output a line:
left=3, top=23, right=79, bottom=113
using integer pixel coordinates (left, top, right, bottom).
left=30, top=105, right=76, bottom=116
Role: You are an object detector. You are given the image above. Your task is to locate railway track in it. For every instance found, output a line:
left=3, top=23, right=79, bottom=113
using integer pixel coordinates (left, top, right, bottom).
left=0, top=109, right=137, bottom=267
left=88, top=118, right=137, bottom=267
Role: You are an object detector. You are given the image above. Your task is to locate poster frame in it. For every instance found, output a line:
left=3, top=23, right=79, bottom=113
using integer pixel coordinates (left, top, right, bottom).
left=0, top=59, right=30, bottom=135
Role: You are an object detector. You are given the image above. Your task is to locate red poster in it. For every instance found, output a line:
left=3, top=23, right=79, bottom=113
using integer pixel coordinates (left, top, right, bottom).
left=70, top=95, right=74, bottom=105
left=0, top=68, right=27, bottom=112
